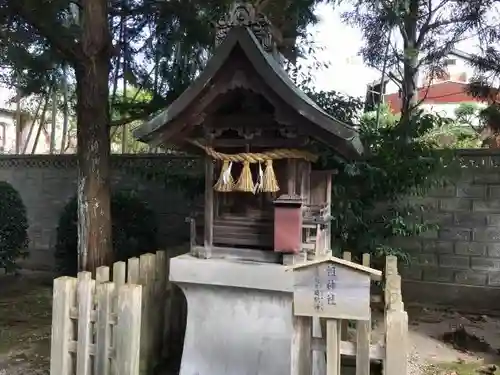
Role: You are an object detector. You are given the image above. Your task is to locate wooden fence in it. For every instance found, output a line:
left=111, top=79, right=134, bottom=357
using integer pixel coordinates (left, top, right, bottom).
left=292, top=252, right=408, bottom=375
left=50, top=250, right=185, bottom=375
left=50, top=249, right=407, bottom=375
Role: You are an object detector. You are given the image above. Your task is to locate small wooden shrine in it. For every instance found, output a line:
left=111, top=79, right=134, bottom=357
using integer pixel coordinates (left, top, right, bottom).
left=134, top=2, right=363, bottom=263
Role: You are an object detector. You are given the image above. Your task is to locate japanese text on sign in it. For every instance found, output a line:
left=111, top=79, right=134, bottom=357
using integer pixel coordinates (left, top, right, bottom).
left=326, top=265, right=336, bottom=306
left=313, top=275, right=324, bottom=312
left=313, top=265, right=337, bottom=312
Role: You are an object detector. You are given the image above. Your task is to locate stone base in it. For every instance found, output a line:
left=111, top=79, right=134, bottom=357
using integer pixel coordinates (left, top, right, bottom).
left=169, top=255, right=294, bottom=375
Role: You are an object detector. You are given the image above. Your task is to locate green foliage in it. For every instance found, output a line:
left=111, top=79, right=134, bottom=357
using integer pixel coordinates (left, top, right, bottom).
left=55, top=190, right=159, bottom=275
left=480, top=103, right=500, bottom=131
left=307, top=89, right=454, bottom=262
left=110, top=88, right=154, bottom=153
left=303, top=89, right=364, bottom=125
left=466, top=48, right=500, bottom=107
left=0, top=181, right=29, bottom=273
left=363, top=103, right=482, bottom=149
left=422, top=120, right=482, bottom=149
left=341, top=0, right=493, bottom=123
left=455, top=103, right=481, bottom=125
left=0, top=0, right=327, bottom=128
left=360, top=104, right=400, bottom=129
left=332, top=113, right=454, bottom=262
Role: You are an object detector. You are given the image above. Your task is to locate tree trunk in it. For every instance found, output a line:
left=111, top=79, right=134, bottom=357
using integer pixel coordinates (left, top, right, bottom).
left=75, top=0, right=113, bottom=273
left=401, top=55, right=418, bottom=124
left=400, top=0, right=419, bottom=128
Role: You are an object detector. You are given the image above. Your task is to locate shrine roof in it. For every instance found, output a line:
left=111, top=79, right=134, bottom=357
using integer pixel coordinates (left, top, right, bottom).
left=286, top=255, right=382, bottom=280
left=133, top=26, right=364, bottom=159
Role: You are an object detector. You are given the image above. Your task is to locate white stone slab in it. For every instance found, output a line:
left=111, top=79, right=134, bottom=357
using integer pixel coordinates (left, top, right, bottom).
left=170, top=254, right=293, bottom=292
left=170, top=255, right=295, bottom=375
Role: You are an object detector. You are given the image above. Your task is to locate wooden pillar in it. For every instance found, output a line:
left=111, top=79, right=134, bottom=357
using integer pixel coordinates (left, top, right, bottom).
left=384, top=272, right=408, bottom=375
left=326, top=319, right=341, bottom=375
left=291, top=315, right=312, bottom=375
left=325, top=172, right=333, bottom=249
left=284, top=159, right=304, bottom=265
left=287, top=159, right=297, bottom=195
left=300, top=161, right=311, bottom=203
left=203, top=155, right=214, bottom=259
left=341, top=252, right=351, bottom=340
left=356, top=255, right=372, bottom=375
left=213, top=163, right=221, bottom=218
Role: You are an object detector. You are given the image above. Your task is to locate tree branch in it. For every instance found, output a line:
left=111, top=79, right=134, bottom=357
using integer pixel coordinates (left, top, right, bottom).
left=416, top=0, right=461, bottom=47
left=416, top=0, right=434, bottom=48
left=7, top=0, right=83, bottom=63
left=110, top=106, right=161, bottom=128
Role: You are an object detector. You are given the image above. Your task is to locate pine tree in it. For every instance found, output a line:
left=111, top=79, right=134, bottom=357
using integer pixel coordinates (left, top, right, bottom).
left=0, top=0, right=325, bottom=272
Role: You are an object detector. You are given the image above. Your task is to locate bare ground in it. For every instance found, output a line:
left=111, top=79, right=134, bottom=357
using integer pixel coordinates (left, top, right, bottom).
left=1, top=274, right=500, bottom=375
left=376, top=306, right=500, bottom=375
left=0, top=272, right=52, bottom=375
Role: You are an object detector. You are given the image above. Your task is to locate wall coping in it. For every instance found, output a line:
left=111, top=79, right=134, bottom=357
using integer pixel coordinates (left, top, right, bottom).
left=0, top=148, right=498, bottom=169
left=0, top=153, right=202, bottom=168
left=0, top=153, right=198, bottom=161
left=456, top=149, right=500, bottom=156
left=1, top=149, right=500, bottom=160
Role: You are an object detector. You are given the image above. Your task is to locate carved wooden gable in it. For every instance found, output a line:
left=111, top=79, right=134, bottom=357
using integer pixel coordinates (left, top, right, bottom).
left=133, top=3, right=363, bottom=159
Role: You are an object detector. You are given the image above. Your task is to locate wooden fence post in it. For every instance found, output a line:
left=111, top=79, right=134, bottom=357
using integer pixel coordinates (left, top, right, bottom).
left=155, top=251, right=167, bottom=360
left=139, top=253, right=156, bottom=375
left=95, top=282, right=115, bottom=375
left=50, top=252, right=172, bottom=375
left=384, top=258, right=408, bottom=375
left=356, top=253, right=371, bottom=375
left=113, top=261, right=126, bottom=289
left=128, top=257, right=140, bottom=284
left=384, top=256, right=398, bottom=305
left=326, top=319, right=341, bottom=375
left=96, top=266, right=110, bottom=284
left=76, top=272, right=93, bottom=375
left=115, top=284, right=142, bottom=375
left=50, top=277, right=76, bottom=375
left=163, top=249, right=173, bottom=357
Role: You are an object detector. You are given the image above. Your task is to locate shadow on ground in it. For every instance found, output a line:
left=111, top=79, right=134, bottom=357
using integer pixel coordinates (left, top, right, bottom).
left=404, top=306, right=500, bottom=375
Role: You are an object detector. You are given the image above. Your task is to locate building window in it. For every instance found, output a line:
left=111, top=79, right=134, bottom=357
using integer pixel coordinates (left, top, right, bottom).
left=0, top=122, right=6, bottom=153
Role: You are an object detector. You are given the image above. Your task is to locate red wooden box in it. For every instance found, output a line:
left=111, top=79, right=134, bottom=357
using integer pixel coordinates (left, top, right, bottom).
left=273, top=195, right=303, bottom=254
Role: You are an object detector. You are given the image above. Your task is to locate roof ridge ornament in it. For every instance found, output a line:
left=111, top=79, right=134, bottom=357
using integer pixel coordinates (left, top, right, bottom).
left=215, top=2, right=275, bottom=53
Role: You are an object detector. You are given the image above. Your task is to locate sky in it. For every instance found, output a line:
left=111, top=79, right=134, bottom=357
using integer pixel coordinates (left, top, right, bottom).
left=301, top=3, right=379, bottom=97
left=303, top=2, right=481, bottom=98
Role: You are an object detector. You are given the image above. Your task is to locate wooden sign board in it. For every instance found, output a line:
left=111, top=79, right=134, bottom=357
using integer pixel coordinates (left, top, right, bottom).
left=292, top=262, right=371, bottom=320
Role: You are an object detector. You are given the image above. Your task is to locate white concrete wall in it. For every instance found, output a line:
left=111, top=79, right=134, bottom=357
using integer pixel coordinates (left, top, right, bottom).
left=420, top=102, right=486, bottom=119
left=0, top=112, right=52, bottom=154
left=0, top=86, right=67, bottom=154
left=0, top=112, right=16, bottom=153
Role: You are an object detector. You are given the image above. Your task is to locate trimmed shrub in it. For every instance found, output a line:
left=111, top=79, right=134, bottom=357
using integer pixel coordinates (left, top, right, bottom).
left=0, top=181, right=29, bottom=273
left=55, top=190, right=158, bottom=275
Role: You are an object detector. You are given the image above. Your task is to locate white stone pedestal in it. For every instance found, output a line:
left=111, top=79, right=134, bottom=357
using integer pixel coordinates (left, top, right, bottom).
left=169, top=254, right=294, bottom=375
